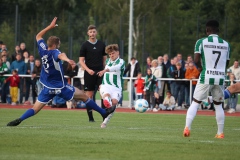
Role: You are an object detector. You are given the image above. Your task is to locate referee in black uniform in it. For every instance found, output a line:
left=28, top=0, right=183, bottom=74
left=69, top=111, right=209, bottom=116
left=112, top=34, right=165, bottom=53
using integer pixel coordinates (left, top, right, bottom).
left=79, top=25, right=107, bottom=122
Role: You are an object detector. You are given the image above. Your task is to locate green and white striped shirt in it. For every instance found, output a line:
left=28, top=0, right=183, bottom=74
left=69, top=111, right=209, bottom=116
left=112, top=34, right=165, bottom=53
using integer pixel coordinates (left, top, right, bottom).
left=194, top=34, right=231, bottom=85
left=102, top=57, right=125, bottom=89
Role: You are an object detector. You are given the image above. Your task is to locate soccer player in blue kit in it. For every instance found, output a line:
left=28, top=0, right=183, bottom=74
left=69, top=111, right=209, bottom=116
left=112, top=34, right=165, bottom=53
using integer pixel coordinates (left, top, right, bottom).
left=7, top=17, right=115, bottom=126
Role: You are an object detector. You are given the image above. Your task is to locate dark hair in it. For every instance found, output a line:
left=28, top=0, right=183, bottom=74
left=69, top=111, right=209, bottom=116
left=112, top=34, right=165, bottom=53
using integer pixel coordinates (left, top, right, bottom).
left=166, top=90, right=171, bottom=95
left=12, top=69, right=18, bottom=73
left=131, top=57, right=136, bottom=60
left=0, top=41, right=3, bottom=44
left=206, top=20, right=219, bottom=32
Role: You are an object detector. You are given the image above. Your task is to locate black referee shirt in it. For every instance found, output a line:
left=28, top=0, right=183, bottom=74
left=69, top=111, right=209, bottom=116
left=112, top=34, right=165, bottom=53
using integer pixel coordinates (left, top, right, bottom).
left=79, top=40, right=106, bottom=70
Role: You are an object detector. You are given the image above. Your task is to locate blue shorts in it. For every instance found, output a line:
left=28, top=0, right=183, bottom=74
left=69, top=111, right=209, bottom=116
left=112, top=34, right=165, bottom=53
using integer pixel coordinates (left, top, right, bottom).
left=37, top=84, right=75, bottom=104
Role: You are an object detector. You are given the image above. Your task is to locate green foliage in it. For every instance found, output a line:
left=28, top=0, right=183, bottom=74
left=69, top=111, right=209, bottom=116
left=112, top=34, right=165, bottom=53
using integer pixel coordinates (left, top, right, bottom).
left=0, top=0, right=240, bottom=65
left=1, top=109, right=240, bottom=160
left=0, top=21, right=15, bottom=54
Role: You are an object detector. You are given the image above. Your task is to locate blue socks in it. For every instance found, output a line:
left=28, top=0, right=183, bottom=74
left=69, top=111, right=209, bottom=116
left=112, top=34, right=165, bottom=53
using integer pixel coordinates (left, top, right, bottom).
left=224, top=89, right=231, bottom=99
left=84, top=98, right=106, bottom=115
left=20, top=109, right=35, bottom=121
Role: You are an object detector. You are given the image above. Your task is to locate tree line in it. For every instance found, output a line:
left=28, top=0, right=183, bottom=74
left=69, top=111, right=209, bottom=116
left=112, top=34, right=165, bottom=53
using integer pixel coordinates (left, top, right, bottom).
left=0, top=0, right=240, bottom=68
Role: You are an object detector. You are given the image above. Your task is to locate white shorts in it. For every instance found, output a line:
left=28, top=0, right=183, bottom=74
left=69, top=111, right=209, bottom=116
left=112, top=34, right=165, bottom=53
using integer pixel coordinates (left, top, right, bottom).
left=193, top=83, right=224, bottom=102
left=99, top=85, right=122, bottom=101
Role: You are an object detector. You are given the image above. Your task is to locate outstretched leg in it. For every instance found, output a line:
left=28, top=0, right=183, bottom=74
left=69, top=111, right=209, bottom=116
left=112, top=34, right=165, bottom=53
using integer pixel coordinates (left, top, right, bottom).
left=7, top=101, right=46, bottom=126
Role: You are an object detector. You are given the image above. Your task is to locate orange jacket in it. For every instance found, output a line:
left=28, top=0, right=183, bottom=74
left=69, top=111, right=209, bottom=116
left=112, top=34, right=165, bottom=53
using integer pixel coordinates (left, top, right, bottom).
left=134, top=78, right=145, bottom=94
left=185, top=66, right=200, bottom=85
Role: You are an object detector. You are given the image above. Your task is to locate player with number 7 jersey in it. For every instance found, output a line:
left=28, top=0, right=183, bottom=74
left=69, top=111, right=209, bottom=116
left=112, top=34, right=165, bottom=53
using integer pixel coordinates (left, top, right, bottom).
left=194, top=35, right=230, bottom=85
left=183, top=20, right=230, bottom=139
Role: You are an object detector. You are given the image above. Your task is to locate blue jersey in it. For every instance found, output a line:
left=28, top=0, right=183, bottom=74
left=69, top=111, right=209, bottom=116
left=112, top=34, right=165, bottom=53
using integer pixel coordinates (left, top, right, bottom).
left=37, top=39, right=67, bottom=89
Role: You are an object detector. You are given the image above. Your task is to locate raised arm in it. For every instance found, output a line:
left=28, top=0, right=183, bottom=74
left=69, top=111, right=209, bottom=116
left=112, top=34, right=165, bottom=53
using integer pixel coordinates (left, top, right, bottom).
left=36, top=17, right=58, bottom=41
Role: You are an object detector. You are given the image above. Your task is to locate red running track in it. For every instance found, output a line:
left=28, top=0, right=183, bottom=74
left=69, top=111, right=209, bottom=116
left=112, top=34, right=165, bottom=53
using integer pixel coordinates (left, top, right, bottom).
left=1, top=104, right=239, bottom=117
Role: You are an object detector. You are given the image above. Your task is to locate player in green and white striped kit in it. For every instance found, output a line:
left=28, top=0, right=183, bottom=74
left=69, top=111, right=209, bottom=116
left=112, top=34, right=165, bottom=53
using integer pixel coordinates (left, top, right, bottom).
left=183, top=20, right=230, bottom=139
left=97, top=44, right=125, bottom=128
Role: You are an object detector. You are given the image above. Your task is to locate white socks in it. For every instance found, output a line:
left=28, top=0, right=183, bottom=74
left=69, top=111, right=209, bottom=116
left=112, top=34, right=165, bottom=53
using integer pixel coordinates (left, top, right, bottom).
left=215, top=104, right=225, bottom=134
left=185, top=101, right=200, bottom=130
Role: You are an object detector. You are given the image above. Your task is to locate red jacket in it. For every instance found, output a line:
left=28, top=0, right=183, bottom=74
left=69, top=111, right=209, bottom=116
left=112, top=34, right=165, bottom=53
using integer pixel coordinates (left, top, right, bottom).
left=134, top=78, right=145, bottom=94
left=6, top=75, right=20, bottom=87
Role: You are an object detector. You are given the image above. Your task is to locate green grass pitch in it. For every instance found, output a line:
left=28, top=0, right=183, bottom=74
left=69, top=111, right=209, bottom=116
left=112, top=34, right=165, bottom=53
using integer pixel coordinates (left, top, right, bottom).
left=0, top=109, right=240, bottom=160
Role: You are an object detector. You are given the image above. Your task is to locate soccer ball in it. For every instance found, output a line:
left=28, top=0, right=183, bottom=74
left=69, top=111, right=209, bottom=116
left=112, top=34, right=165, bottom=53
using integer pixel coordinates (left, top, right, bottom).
left=134, top=99, right=149, bottom=113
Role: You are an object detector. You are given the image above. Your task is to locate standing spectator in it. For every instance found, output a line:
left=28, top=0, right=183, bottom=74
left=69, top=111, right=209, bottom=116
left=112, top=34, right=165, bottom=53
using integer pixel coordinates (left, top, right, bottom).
left=229, top=60, right=240, bottom=80
left=227, top=73, right=238, bottom=113
left=144, top=68, right=157, bottom=111
left=157, top=56, right=166, bottom=103
left=171, top=62, right=185, bottom=109
left=163, top=54, right=171, bottom=92
left=25, top=55, right=37, bottom=104
left=177, top=53, right=185, bottom=68
left=10, top=53, right=27, bottom=104
left=5, top=70, right=20, bottom=105
left=124, top=57, right=141, bottom=107
left=185, top=62, right=200, bottom=107
left=32, top=59, right=42, bottom=96
left=185, top=62, right=200, bottom=96
left=19, top=42, right=28, bottom=58
left=0, top=58, right=10, bottom=103
left=11, top=45, right=20, bottom=62
left=1, top=54, right=10, bottom=69
left=146, top=56, right=153, bottom=70
left=183, top=20, right=230, bottom=138
left=186, top=55, right=194, bottom=64
left=163, top=54, right=171, bottom=70
left=159, top=91, right=176, bottom=111
left=79, top=25, right=106, bottom=122
left=134, top=72, right=145, bottom=100
left=0, top=44, right=7, bottom=52
left=157, top=56, right=163, bottom=66
left=151, top=59, right=163, bottom=104
left=23, top=51, right=30, bottom=63
left=167, top=57, right=178, bottom=96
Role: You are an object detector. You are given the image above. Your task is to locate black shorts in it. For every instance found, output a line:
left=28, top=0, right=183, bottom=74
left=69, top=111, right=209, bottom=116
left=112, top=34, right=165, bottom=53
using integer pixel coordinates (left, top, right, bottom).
left=84, top=70, right=103, bottom=91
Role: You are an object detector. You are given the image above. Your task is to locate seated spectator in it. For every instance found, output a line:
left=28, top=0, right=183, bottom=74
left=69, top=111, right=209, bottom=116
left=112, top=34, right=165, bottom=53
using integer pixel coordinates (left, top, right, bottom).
left=159, top=91, right=176, bottom=111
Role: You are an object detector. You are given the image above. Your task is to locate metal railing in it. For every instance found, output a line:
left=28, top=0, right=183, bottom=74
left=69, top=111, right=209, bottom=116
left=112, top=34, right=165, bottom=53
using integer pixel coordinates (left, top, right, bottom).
left=2, top=74, right=236, bottom=107
left=1, top=74, right=198, bottom=107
